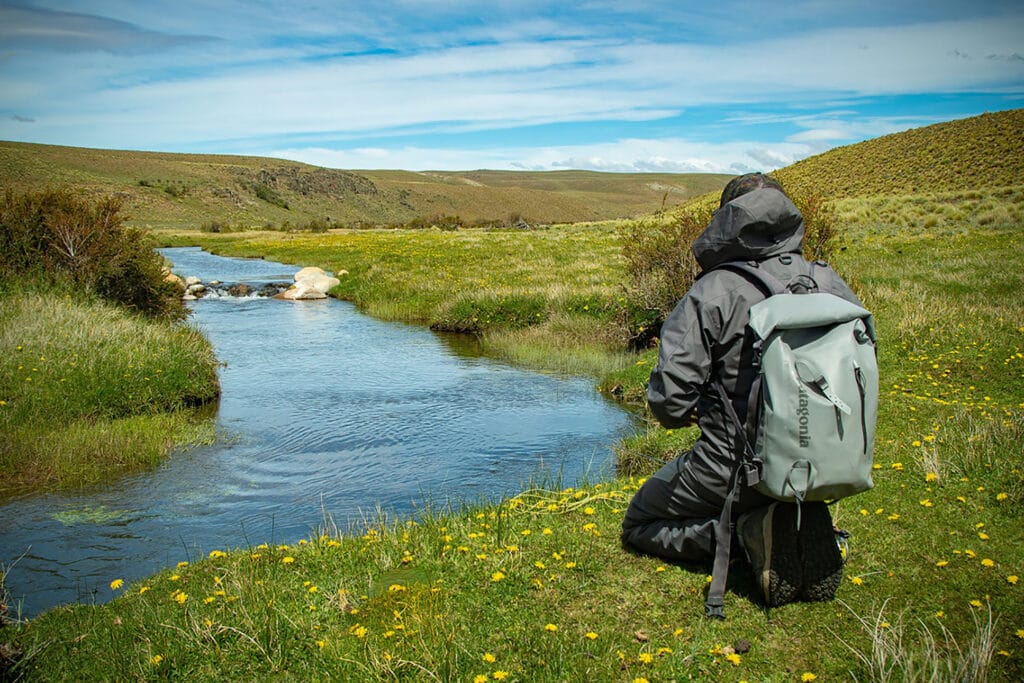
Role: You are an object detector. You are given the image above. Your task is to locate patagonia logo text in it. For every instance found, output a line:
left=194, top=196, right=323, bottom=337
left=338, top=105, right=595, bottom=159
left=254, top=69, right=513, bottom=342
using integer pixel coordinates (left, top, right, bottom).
left=797, top=385, right=810, bottom=447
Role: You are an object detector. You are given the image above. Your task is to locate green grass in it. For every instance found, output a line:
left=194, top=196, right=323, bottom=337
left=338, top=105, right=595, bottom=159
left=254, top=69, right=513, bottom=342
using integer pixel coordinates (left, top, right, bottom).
left=0, top=287, right=220, bottom=497
left=157, top=224, right=638, bottom=378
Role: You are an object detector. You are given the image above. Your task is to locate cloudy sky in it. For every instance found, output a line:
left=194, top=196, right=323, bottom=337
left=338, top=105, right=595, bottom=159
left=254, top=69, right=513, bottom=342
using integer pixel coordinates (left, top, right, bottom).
left=1, top=1, right=1022, bottom=172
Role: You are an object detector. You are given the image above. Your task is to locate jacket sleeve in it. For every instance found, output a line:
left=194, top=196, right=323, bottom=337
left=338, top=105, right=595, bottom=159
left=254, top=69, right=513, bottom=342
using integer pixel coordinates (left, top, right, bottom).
left=646, top=290, right=714, bottom=428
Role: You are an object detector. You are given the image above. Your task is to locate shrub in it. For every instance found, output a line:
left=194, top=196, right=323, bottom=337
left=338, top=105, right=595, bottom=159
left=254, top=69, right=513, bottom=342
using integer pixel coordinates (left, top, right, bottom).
left=0, top=189, right=185, bottom=319
left=618, top=189, right=839, bottom=348
left=253, top=183, right=289, bottom=209
left=618, top=202, right=711, bottom=348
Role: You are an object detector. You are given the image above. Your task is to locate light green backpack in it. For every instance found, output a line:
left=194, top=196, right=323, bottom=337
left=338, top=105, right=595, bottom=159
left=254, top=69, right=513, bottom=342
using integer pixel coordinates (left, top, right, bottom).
left=706, top=260, right=878, bottom=619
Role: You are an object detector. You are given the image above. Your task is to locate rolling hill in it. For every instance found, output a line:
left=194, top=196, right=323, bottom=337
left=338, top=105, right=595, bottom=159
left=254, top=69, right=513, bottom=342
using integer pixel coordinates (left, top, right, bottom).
left=0, top=141, right=730, bottom=229
left=774, top=107, right=1024, bottom=199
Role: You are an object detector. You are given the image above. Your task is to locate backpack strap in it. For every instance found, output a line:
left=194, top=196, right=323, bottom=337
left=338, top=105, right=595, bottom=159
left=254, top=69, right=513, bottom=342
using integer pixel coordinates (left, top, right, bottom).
left=705, top=381, right=764, bottom=619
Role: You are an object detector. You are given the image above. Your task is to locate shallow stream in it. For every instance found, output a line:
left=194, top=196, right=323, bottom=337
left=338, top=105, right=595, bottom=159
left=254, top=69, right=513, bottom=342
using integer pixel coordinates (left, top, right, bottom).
left=0, top=247, right=634, bottom=617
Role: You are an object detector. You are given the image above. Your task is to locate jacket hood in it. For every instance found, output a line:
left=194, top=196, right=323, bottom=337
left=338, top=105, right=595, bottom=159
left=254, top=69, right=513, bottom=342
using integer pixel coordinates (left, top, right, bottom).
left=692, top=188, right=805, bottom=270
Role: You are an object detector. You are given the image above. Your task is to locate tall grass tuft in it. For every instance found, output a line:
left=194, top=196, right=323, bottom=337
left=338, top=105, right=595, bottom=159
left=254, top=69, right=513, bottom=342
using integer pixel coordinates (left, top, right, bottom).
left=836, top=599, right=995, bottom=683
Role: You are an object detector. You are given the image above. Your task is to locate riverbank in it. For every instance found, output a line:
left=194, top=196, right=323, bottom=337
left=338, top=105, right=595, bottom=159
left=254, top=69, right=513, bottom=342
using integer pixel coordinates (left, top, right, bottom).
left=3, top=196, right=1023, bottom=680
left=0, top=285, right=220, bottom=498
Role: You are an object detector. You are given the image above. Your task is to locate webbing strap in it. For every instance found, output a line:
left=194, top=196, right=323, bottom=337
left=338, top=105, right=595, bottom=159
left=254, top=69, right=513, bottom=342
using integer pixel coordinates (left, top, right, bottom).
left=705, top=384, right=763, bottom=619
left=705, top=466, right=740, bottom=619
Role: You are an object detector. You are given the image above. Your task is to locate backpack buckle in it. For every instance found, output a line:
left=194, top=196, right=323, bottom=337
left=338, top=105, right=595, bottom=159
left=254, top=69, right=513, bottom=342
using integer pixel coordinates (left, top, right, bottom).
left=743, top=460, right=762, bottom=486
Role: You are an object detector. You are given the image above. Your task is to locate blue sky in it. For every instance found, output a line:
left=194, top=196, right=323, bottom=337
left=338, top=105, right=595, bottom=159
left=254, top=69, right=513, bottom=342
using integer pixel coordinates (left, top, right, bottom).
left=1, top=1, right=1022, bottom=172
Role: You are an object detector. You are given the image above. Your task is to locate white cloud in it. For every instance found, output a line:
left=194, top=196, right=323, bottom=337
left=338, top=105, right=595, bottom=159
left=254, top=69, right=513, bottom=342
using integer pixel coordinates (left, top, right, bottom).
left=272, top=137, right=814, bottom=173
left=0, top=3, right=1021, bottom=169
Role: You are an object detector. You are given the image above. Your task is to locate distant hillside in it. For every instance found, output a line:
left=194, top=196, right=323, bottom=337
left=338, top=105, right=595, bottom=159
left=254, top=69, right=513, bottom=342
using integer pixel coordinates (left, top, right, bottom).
left=0, top=141, right=730, bottom=229
left=774, top=108, right=1024, bottom=199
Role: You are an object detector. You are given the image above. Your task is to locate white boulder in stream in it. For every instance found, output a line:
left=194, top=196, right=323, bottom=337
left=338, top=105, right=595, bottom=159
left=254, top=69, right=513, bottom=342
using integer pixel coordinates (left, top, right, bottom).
left=276, top=266, right=344, bottom=300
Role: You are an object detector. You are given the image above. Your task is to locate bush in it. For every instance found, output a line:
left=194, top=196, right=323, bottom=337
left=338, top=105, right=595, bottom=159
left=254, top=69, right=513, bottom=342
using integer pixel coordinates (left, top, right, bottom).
left=0, top=189, right=185, bottom=319
left=618, top=189, right=839, bottom=348
left=618, top=202, right=712, bottom=348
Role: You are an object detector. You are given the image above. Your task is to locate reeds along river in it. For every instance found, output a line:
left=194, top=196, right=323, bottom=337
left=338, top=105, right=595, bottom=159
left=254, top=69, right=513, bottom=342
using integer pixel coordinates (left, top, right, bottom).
left=0, top=247, right=635, bottom=618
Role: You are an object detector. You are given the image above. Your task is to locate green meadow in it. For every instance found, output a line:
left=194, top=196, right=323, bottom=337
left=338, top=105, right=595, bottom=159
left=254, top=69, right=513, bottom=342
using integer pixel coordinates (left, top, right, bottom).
left=3, top=182, right=1021, bottom=681
left=2, top=110, right=1023, bottom=680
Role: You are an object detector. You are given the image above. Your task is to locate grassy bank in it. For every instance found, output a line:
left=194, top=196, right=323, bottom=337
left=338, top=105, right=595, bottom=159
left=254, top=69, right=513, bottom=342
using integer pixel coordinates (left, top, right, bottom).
left=0, top=287, right=220, bottom=498
left=157, top=223, right=636, bottom=378
left=4, top=192, right=1019, bottom=680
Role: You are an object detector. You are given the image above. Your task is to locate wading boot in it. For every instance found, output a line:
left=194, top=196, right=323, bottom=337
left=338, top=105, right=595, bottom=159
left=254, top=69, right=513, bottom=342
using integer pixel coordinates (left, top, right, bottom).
left=737, top=502, right=802, bottom=607
left=798, top=502, right=844, bottom=602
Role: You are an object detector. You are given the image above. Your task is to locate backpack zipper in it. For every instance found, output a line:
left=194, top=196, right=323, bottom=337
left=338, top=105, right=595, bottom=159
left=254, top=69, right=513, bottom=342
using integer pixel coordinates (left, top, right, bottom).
left=854, top=365, right=868, bottom=455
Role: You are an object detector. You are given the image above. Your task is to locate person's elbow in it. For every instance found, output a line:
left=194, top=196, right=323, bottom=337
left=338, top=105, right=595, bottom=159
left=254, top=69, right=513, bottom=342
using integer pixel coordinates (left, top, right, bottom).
left=647, top=382, right=696, bottom=429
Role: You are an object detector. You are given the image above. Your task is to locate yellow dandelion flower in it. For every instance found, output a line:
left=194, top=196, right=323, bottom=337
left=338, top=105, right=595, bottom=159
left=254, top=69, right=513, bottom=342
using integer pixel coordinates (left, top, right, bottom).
left=544, top=623, right=558, bottom=632
left=925, top=472, right=938, bottom=482
left=482, top=653, right=496, bottom=663
left=981, top=558, right=995, bottom=567
left=936, top=560, right=949, bottom=567
left=493, top=671, right=510, bottom=680
left=935, top=611, right=944, bottom=618
left=1008, top=575, right=1019, bottom=584
left=583, top=506, right=595, bottom=515
left=1016, top=629, right=1024, bottom=639
left=919, top=499, right=933, bottom=507
left=970, top=599, right=984, bottom=608
left=801, top=673, right=818, bottom=682
left=151, top=655, right=163, bottom=665
left=585, top=632, right=598, bottom=640
left=281, top=556, right=295, bottom=564
left=473, top=675, right=488, bottom=683
left=638, top=652, right=654, bottom=664
left=173, top=592, right=188, bottom=604
left=633, top=679, right=650, bottom=683
left=531, top=578, right=544, bottom=590
left=912, top=440, right=922, bottom=447
left=308, top=585, right=318, bottom=593
left=565, top=561, right=577, bottom=569
left=655, top=565, right=666, bottom=573
left=534, top=561, right=546, bottom=569
left=851, top=576, right=864, bottom=585
left=176, top=561, right=189, bottom=568
left=316, top=640, right=326, bottom=649
left=139, top=586, right=150, bottom=594
left=996, top=492, right=1009, bottom=501
left=491, top=571, right=506, bottom=582
left=725, top=652, right=742, bottom=665
left=109, top=579, right=124, bottom=590
left=542, top=527, right=553, bottom=535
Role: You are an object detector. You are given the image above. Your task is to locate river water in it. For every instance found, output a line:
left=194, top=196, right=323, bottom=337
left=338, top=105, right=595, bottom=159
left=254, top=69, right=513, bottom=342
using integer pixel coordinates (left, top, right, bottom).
left=0, top=247, right=634, bottom=618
